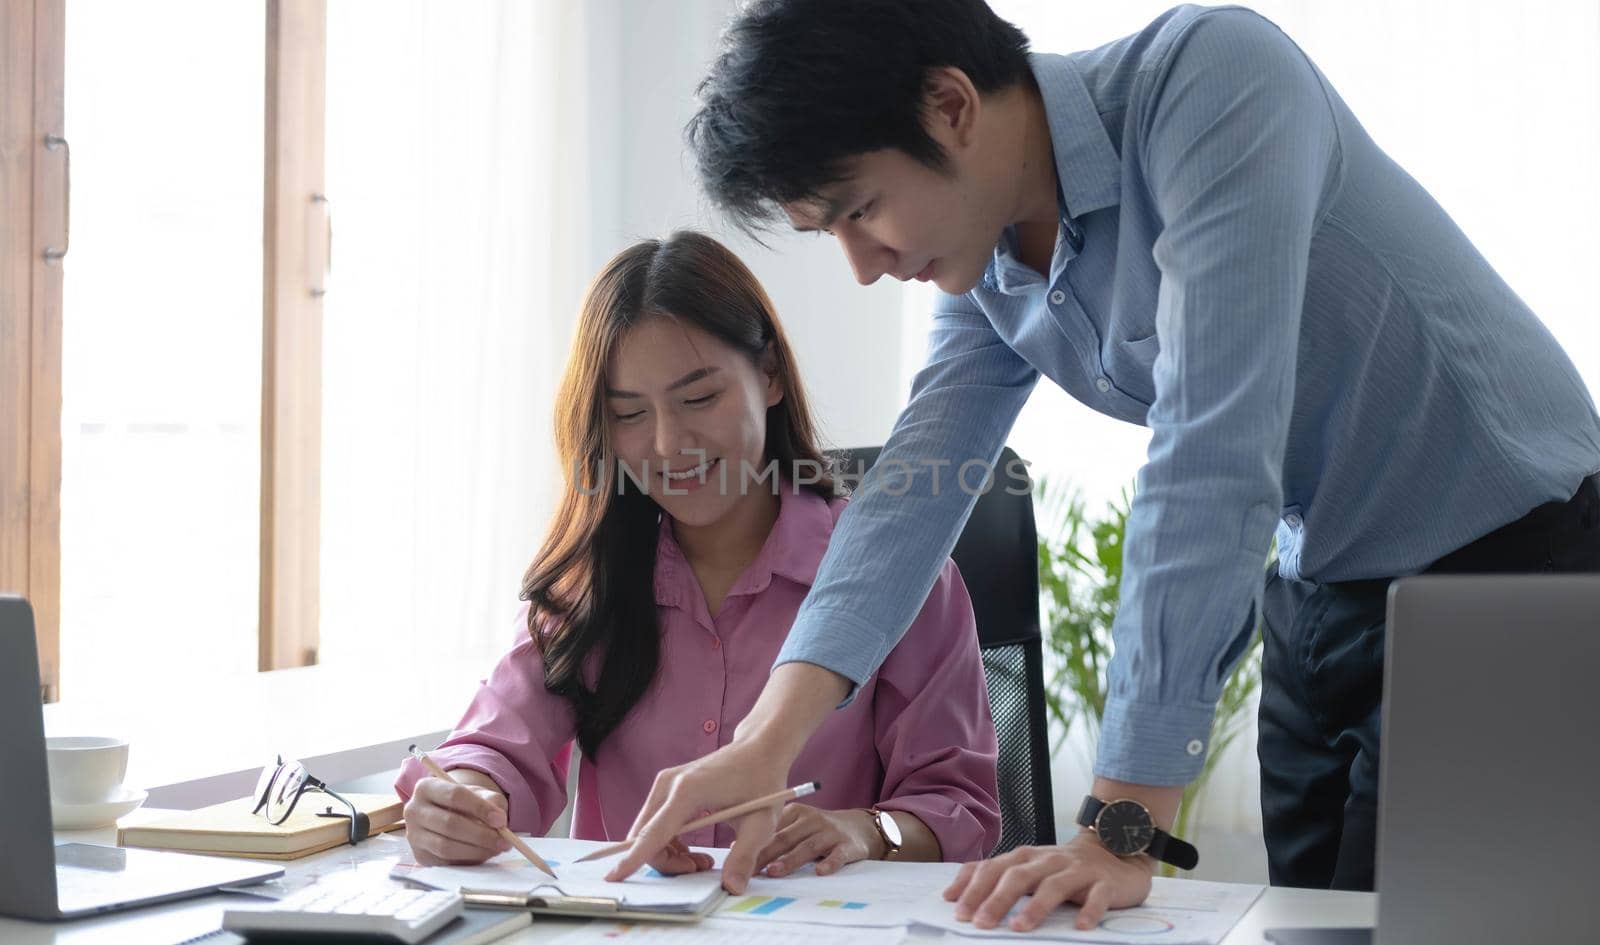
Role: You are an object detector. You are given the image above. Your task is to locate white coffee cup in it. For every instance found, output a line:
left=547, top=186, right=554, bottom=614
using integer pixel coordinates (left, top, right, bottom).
left=45, top=736, right=130, bottom=805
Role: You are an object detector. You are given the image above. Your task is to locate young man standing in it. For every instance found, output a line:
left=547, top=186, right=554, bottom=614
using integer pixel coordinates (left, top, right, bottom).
left=610, top=1, right=1600, bottom=932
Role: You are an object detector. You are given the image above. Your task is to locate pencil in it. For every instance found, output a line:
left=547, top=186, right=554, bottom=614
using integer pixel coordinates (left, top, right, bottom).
left=574, top=781, right=821, bottom=863
left=407, top=744, right=557, bottom=879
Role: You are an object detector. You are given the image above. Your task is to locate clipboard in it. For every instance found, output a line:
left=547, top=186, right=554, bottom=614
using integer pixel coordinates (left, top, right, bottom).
left=457, top=883, right=727, bottom=922
left=390, top=837, right=729, bottom=921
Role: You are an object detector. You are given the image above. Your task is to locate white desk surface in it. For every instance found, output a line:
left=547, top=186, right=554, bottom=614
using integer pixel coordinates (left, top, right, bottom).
left=2, top=809, right=1375, bottom=945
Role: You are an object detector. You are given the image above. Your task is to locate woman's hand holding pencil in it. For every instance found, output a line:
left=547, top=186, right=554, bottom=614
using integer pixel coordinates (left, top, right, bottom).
left=404, top=745, right=557, bottom=877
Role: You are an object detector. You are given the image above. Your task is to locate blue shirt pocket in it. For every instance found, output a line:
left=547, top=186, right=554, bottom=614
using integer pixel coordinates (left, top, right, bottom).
left=1103, top=334, right=1161, bottom=405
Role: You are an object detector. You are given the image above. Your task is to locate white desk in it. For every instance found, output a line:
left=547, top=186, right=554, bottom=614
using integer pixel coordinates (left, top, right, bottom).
left=0, top=810, right=1374, bottom=945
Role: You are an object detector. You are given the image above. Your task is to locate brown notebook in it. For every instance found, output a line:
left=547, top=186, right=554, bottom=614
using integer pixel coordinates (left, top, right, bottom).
left=118, top=792, right=405, bottom=860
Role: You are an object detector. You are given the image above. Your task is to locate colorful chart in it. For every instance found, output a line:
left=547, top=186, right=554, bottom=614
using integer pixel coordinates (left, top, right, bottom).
left=1099, top=913, right=1177, bottom=934
left=726, top=895, right=872, bottom=914
left=725, top=895, right=798, bottom=915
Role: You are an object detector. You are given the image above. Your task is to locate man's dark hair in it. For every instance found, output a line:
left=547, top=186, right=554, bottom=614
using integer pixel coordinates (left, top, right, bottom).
left=687, top=0, right=1032, bottom=232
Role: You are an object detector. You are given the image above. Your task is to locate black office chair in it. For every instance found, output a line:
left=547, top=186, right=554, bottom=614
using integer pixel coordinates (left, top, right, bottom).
left=833, top=446, right=1055, bottom=855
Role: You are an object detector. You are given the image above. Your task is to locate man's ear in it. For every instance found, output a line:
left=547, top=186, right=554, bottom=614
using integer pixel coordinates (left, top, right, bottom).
left=761, top=342, right=785, bottom=408
left=923, top=66, right=983, bottom=150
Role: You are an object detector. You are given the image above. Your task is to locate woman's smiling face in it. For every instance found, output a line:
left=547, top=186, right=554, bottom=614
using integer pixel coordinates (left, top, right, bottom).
left=605, top=315, right=784, bottom=527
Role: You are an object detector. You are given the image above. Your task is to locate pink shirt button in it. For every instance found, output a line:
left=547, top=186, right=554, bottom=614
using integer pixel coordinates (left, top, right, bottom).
left=702, top=719, right=717, bottom=734
left=711, top=638, right=722, bottom=650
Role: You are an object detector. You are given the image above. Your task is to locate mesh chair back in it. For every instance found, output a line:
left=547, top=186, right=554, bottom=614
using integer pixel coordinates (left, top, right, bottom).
left=833, top=447, right=1055, bottom=854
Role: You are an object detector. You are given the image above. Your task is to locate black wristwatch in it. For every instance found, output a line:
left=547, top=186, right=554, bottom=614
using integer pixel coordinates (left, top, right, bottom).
left=1076, top=796, right=1199, bottom=870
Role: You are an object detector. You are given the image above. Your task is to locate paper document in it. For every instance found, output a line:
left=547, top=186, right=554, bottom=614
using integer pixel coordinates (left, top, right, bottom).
left=394, top=837, right=723, bottom=914
left=399, top=837, right=1260, bottom=942
left=548, top=916, right=905, bottom=944
left=717, top=859, right=960, bottom=928
left=908, top=877, right=1264, bottom=944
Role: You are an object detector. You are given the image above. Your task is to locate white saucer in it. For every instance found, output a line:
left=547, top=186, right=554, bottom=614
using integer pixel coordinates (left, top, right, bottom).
left=51, top=787, right=148, bottom=830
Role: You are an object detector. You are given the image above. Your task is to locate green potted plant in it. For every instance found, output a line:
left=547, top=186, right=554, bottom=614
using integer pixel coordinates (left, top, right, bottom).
left=1035, top=477, right=1262, bottom=876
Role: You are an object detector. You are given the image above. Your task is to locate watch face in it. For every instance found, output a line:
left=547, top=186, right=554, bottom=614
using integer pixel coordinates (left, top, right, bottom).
left=1095, top=799, right=1155, bottom=856
left=876, top=809, right=903, bottom=848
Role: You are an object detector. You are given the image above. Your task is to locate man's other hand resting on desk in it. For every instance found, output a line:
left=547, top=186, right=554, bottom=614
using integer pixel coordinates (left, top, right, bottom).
left=942, top=825, right=1156, bottom=932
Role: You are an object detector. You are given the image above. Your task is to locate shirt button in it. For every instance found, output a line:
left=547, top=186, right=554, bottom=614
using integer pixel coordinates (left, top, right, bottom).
left=710, top=638, right=721, bottom=650
left=1285, top=513, right=1303, bottom=528
left=702, top=719, right=717, bottom=734
left=1049, top=289, right=1067, bottom=305
left=1095, top=377, right=1111, bottom=393
left=1186, top=739, right=1205, bottom=757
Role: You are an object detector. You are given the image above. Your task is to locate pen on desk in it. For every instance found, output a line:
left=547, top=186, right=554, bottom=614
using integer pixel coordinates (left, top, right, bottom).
left=574, top=780, right=821, bottom=863
left=407, top=744, right=557, bottom=878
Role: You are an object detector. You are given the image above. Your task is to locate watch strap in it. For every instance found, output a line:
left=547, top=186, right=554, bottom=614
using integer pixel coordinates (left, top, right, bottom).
left=1147, top=828, right=1200, bottom=871
left=1074, top=794, right=1106, bottom=828
left=1075, top=794, right=1199, bottom=870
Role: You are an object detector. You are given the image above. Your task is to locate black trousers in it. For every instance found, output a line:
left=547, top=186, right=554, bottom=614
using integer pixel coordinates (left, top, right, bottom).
left=1256, top=473, right=1600, bottom=890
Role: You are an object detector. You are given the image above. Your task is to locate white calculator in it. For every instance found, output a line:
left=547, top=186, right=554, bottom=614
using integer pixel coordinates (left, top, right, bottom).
left=223, top=879, right=464, bottom=944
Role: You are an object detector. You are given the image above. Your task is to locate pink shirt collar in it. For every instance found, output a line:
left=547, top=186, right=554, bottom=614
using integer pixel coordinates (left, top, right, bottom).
left=653, top=480, right=837, bottom=608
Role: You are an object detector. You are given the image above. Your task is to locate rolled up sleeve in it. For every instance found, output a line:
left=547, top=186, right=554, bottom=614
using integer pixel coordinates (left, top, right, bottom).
left=395, top=605, right=578, bottom=835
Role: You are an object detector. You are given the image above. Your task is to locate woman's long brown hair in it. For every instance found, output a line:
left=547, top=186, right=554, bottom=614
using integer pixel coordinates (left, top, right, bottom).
left=521, top=231, right=835, bottom=757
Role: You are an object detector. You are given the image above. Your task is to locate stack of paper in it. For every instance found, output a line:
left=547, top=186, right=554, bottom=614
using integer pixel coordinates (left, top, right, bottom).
left=715, top=855, right=1263, bottom=943
left=548, top=916, right=903, bottom=944
left=394, top=836, right=1263, bottom=943
left=907, top=877, right=1264, bottom=943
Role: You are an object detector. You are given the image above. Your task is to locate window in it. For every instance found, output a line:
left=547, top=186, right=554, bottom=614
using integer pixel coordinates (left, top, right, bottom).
left=57, top=0, right=267, bottom=698
left=6, top=0, right=588, bottom=704
left=9, top=0, right=332, bottom=702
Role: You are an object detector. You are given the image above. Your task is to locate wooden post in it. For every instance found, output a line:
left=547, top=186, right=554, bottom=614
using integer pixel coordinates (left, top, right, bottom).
left=1, top=0, right=65, bottom=702
left=260, top=0, right=327, bottom=670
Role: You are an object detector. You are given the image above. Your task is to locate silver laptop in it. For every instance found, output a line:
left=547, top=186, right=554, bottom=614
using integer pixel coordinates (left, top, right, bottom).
left=1269, top=575, right=1600, bottom=945
left=0, top=595, right=282, bottom=920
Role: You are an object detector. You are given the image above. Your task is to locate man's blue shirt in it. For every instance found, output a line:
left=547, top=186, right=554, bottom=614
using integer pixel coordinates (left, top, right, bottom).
left=778, top=5, right=1600, bottom=784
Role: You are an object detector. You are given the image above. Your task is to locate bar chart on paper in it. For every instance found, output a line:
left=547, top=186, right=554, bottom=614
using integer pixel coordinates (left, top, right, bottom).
left=725, top=894, right=871, bottom=914
left=714, top=860, right=963, bottom=928
left=549, top=916, right=902, bottom=944
left=720, top=892, right=901, bottom=925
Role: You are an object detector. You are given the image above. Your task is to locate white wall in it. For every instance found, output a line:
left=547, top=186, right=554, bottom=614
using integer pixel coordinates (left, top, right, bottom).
left=580, top=0, right=910, bottom=453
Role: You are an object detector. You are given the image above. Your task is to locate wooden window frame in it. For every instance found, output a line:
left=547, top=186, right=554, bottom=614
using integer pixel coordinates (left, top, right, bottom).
left=2, top=0, right=64, bottom=702
left=261, top=0, right=328, bottom=671
left=3, top=0, right=329, bottom=698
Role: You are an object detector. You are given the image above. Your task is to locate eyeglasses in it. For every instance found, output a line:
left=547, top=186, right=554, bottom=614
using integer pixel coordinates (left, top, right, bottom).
left=251, top=755, right=371, bottom=846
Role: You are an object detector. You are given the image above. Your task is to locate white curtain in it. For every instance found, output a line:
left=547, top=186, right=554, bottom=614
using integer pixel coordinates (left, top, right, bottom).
left=902, top=0, right=1600, bottom=870
left=320, top=0, right=591, bottom=669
